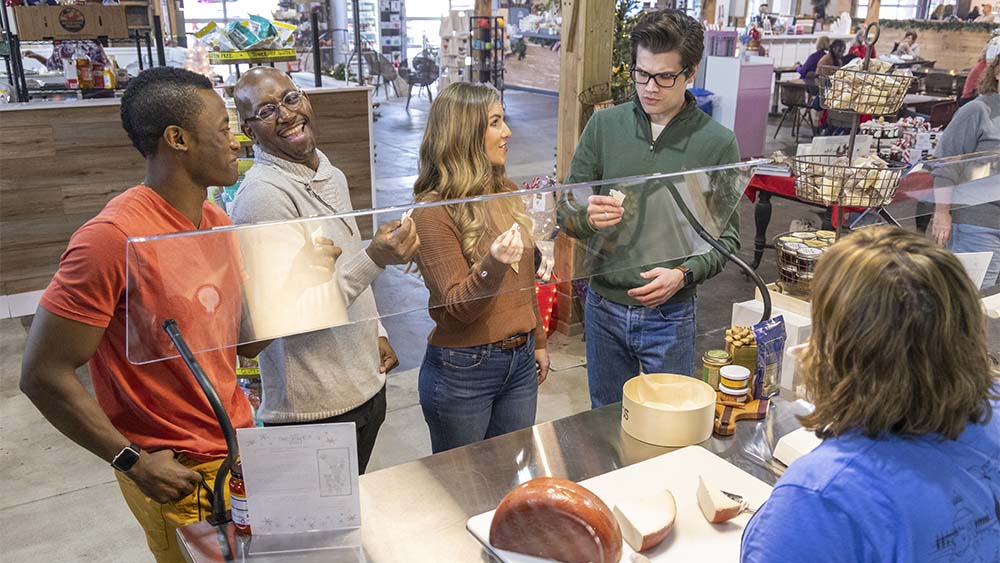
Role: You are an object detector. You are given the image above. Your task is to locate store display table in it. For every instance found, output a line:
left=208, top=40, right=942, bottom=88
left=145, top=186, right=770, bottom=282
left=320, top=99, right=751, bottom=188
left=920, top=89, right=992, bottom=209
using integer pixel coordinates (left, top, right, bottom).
left=745, top=171, right=933, bottom=268
left=177, top=398, right=809, bottom=562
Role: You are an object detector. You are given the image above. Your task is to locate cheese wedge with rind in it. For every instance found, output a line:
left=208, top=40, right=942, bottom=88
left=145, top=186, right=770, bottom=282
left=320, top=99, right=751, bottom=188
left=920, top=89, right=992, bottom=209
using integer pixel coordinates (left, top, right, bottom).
left=613, top=489, right=677, bottom=552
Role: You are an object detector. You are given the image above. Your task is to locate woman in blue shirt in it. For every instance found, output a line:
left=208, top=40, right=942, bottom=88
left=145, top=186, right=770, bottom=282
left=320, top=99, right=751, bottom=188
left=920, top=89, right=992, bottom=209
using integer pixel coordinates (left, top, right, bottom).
left=741, top=226, right=1000, bottom=563
left=797, top=36, right=830, bottom=79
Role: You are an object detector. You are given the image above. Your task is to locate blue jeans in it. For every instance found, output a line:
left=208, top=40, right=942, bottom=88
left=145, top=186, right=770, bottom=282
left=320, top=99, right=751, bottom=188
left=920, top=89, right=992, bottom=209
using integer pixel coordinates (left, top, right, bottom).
left=419, top=334, right=538, bottom=453
left=584, top=288, right=697, bottom=408
left=949, top=223, right=1000, bottom=289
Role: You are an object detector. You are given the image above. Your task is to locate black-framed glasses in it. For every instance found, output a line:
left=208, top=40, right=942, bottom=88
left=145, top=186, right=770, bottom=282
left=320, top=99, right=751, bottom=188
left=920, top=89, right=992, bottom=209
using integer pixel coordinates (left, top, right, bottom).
left=245, top=89, right=305, bottom=122
left=631, top=66, right=689, bottom=89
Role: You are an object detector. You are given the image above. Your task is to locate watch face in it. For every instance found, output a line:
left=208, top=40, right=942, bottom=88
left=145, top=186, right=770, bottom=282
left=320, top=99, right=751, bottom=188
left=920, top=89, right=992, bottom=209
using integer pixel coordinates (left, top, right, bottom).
left=113, top=447, right=140, bottom=471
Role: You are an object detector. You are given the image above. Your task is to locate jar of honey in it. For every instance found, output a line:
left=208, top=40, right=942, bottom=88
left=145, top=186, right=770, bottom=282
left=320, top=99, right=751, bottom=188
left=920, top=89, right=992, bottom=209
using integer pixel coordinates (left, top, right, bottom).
left=702, top=350, right=731, bottom=389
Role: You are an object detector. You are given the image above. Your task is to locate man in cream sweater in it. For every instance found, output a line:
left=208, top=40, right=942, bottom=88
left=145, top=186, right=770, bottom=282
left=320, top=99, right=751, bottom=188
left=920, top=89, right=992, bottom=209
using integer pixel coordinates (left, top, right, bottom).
left=232, top=68, right=419, bottom=472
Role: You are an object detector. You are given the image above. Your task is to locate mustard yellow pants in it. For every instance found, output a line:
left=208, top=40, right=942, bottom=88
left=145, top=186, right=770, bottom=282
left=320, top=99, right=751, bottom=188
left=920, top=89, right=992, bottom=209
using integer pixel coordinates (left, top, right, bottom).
left=115, top=455, right=230, bottom=563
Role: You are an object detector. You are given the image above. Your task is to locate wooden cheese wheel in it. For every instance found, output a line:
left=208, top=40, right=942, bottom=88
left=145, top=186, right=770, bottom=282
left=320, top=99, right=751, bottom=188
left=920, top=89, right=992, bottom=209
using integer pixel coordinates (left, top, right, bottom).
left=489, top=477, right=623, bottom=563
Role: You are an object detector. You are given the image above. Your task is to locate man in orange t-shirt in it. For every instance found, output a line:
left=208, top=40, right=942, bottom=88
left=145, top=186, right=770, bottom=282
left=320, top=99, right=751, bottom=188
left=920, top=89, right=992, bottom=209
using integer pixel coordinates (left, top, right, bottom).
left=20, top=67, right=259, bottom=563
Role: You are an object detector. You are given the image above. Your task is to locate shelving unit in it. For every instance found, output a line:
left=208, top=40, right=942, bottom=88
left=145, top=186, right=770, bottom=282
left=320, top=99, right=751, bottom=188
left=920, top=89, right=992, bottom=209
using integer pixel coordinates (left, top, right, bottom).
left=468, top=15, right=506, bottom=103
left=378, top=0, right=404, bottom=64
left=1, top=4, right=160, bottom=102
left=346, top=0, right=379, bottom=54
left=438, top=10, right=469, bottom=90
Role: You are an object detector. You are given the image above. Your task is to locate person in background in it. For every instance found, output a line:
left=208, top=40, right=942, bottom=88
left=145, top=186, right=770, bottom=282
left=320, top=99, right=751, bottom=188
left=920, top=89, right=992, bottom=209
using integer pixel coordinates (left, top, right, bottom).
left=892, top=30, right=920, bottom=58
left=966, top=4, right=982, bottom=20
left=798, top=36, right=830, bottom=79
left=19, top=67, right=255, bottom=563
left=846, top=28, right=875, bottom=61
left=741, top=226, right=1000, bottom=562
left=929, top=3, right=946, bottom=19
left=557, top=9, right=740, bottom=407
left=23, top=39, right=108, bottom=70
left=816, top=39, right=846, bottom=76
left=932, top=54, right=1000, bottom=289
left=960, top=44, right=991, bottom=106
left=411, top=82, right=550, bottom=453
left=975, top=3, right=997, bottom=21
left=754, top=3, right=777, bottom=28
left=231, top=67, right=419, bottom=473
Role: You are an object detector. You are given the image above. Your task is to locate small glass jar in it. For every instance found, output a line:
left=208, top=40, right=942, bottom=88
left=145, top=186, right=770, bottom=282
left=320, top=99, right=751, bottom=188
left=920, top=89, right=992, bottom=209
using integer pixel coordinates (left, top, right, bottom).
left=719, top=364, right=751, bottom=391
left=230, top=461, right=251, bottom=536
left=702, top=350, right=732, bottom=389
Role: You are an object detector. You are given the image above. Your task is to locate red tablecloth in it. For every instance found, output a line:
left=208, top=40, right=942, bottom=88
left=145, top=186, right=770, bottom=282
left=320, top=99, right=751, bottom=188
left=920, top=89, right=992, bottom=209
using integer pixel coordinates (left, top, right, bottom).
left=745, top=171, right=934, bottom=224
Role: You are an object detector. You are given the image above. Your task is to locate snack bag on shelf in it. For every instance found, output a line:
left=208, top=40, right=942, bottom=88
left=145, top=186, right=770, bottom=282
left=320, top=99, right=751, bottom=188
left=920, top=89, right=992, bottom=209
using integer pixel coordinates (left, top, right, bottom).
left=248, top=14, right=277, bottom=41
left=226, top=21, right=261, bottom=50
left=273, top=21, right=297, bottom=47
left=194, top=21, right=235, bottom=52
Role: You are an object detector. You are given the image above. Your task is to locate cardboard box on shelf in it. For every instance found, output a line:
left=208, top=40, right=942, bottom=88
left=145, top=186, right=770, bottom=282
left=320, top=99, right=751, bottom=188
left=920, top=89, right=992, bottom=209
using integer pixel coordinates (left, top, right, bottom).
left=14, top=5, right=129, bottom=41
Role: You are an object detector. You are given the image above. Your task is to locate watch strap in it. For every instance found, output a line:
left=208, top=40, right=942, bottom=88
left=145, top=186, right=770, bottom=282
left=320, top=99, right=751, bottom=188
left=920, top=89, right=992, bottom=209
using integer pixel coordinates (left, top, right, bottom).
left=675, top=265, right=694, bottom=287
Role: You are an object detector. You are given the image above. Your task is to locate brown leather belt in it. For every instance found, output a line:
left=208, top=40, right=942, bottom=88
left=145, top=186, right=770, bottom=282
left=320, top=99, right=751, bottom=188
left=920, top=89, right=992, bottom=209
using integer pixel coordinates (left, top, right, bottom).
left=493, top=333, right=529, bottom=350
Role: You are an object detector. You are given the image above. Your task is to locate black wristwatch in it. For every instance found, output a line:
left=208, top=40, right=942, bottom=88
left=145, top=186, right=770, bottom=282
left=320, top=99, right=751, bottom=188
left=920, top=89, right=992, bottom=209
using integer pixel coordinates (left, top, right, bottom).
left=675, top=265, right=694, bottom=288
left=111, top=443, right=141, bottom=472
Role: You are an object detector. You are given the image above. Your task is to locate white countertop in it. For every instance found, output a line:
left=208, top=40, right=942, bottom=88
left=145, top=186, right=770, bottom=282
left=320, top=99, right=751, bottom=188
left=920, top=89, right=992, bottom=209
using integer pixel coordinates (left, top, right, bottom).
left=761, top=33, right=854, bottom=41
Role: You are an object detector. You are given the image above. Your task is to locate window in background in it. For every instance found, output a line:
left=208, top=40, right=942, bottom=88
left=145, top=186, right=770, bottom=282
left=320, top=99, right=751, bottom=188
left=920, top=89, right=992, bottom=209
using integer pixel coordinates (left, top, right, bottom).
left=855, top=0, right=920, bottom=19
left=405, top=0, right=468, bottom=63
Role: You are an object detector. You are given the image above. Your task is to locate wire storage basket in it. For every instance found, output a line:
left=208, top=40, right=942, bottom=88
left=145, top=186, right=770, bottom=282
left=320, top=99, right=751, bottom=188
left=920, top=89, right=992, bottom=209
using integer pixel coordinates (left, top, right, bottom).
left=579, top=83, right=614, bottom=123
left=817, top=65, right=914, bottom=116
left=773, top=230, right=837, bottom=296
left=790, top=154, right=907, bottom=207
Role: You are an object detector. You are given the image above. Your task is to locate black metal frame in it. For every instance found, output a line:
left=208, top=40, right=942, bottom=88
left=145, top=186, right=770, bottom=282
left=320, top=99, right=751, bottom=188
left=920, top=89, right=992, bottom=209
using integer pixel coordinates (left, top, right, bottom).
left=162, top=320, right=239, bottom=526
left=468, top=15, right=505, bottom=104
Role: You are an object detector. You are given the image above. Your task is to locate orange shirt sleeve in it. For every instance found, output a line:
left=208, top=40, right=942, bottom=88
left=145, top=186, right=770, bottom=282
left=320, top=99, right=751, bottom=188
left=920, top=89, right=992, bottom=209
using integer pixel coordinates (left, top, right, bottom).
left=40, top=221, right=127, bottom=328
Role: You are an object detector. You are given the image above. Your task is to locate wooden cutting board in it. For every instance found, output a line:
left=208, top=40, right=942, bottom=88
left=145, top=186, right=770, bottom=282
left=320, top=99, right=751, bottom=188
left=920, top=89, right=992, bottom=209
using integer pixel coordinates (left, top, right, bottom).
left=466, top=446, right=773, bottom=563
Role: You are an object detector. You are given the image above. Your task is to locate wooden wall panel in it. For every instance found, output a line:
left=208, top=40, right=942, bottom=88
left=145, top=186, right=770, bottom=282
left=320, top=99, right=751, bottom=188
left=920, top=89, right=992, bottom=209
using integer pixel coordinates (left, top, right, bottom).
left=877, top=27, right=992, bottom=72
left=0, top=87, right=374, bottom=295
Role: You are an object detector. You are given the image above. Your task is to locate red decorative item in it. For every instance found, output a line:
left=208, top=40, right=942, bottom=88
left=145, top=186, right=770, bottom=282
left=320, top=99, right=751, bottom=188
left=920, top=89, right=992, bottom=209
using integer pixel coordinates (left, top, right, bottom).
left=535, top=281, right=558, bottom=335
left=478, top=18, right=490, bottom=29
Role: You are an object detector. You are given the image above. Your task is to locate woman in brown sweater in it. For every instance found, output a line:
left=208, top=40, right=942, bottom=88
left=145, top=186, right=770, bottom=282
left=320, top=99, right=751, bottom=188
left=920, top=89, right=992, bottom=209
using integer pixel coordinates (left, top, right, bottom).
left=411, top=82, right=549, bottom=453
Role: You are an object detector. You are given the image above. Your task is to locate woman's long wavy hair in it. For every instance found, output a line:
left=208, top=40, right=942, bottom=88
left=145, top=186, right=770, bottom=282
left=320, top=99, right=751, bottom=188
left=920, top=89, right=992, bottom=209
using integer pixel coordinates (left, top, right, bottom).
left=798, top=226, right=998, bottom=440
left=413, top=82, right=530, bottom=265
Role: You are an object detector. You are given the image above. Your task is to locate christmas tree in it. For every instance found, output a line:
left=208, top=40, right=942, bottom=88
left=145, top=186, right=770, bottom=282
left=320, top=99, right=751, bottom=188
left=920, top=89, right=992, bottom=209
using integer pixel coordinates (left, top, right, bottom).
left=186, top=40, right=215, bottom=79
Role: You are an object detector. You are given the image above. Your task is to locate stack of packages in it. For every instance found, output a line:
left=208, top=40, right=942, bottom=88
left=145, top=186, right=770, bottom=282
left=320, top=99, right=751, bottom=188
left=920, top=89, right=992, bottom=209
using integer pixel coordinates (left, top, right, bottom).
left=196, top=16, right=296, bottom=52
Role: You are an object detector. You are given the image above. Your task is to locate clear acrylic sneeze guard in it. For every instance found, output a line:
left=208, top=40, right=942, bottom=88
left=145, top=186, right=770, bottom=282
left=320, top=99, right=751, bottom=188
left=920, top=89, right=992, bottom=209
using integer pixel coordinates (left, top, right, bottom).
left=125, top=162, right=758, bottom=364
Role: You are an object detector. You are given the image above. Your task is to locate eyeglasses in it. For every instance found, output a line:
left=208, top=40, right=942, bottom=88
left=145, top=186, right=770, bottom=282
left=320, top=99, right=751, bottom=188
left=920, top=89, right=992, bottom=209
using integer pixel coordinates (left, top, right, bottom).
left=631, top=66, right=689, bottom=89
left=245, top=89, right=305, bottom=122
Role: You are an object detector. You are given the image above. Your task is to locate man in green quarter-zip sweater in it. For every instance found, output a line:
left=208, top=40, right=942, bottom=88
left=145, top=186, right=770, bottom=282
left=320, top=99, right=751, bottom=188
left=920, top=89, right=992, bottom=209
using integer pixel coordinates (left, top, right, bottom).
left=558, top=9, right=742, bottom=408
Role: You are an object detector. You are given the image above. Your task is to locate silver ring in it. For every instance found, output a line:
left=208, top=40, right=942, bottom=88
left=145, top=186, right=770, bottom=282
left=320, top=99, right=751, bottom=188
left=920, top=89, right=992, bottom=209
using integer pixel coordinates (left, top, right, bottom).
left=604, top=211, right=609, bottom=221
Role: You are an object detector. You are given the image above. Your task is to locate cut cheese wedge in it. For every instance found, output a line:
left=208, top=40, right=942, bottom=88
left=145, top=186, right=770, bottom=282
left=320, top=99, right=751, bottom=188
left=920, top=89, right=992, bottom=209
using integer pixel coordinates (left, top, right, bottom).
left=696, top=475, right=746, bottom=524
left=612, top=489, right=677, bottom=552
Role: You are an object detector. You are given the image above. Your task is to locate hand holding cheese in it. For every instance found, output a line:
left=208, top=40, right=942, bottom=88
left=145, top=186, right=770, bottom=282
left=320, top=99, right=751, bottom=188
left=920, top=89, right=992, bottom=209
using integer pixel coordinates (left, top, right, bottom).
left=587, top=194, right=624, bottom=230
left=613, top=489, right=677, bottom=552
left=696, top=475, right=747, bottom=524
left=489, top=223, right=524, bottom=266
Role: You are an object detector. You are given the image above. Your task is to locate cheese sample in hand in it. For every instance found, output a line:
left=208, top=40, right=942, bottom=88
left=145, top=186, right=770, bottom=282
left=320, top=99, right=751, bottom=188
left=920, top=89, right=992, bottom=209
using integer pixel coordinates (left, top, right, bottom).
left=609, top=188, right=627, bottom=206
left=613, top=489, right=677, bottom=552
left=696, top=475, right=746, bottom=524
